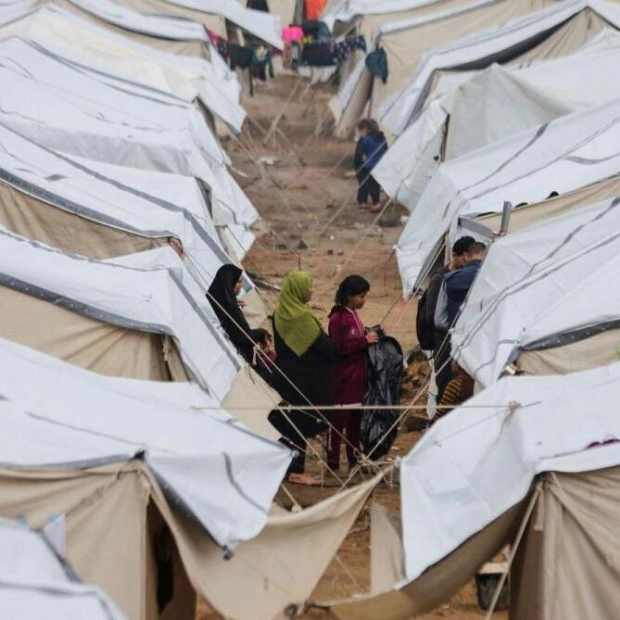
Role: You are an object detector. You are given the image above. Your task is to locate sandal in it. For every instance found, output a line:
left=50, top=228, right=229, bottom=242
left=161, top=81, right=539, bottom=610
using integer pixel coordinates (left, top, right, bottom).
left=285, top=473, right=322, bottom=486
left=368, top=204, right=383, bottom=214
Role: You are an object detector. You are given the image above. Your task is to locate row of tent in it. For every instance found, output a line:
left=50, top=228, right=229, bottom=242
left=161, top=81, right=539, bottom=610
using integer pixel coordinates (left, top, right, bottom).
left=7, top=0, right=620, bottom=618
left=321, top=0, right=620, bottom=383
left=0, top=0, right=384, bottom=619
left=305, top=1, right=620, bottom=618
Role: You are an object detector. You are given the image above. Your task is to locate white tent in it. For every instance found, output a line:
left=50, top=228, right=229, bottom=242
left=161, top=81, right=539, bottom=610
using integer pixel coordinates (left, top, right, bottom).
left=0, top=338, right=386, bottom=620
left=329, top=0, right=552, bottom=137
left=379, top=0, right=620, bottom=136
left=0, top=31, right=257, bottom=229
left=52, top=0, right=239, bottom=91
left=451, top=196, right=620, bottom=387
left=0, top=336, right=291, bottom=549
left=0, top=118, right=260, bottom=277
left=0, top=226, right=259, bottom=403
left=321, top=0, right=475, bottom=34
left=0, top=338, right=294, bottom=619
left=164, top=0, right=284, bottom=48
left=329, top=363, right=620, bottom=620
left=374, top=25, right=620, bottom=209
left=0, top=518, right=128, bottom=620
left=443, top=32, right=620, bottom=160
left=0, top=4, right=246, bottom=132
left=401, top=361, right=620, bottom=576
left=396, top=97, right=620, bottom=293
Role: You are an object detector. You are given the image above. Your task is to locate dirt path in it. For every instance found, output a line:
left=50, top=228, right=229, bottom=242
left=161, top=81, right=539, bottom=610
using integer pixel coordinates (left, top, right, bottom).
left=197, top=75, right=506, bottom=620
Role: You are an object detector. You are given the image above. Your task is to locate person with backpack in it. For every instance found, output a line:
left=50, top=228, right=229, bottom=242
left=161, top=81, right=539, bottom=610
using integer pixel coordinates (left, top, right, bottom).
left=327, top=275, right=379, bottom=472
left=354, top=119, right=387, bottom=213
left=415, top=236, right=475, bottom=403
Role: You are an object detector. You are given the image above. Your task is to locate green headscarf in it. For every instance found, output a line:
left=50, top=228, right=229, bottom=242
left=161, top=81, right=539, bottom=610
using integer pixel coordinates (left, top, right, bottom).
left=274, top=271, right=323, bottom=357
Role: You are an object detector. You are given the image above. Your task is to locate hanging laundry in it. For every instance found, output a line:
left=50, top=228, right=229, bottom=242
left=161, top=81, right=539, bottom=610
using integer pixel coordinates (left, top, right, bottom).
left=207, top=29, right=229, bottom=60
left=247, top=0, right=269, bottom=10
left=283, top=26, right=304, bottom=43
left=301, top=42, right=335, bottom=67
left=366, top=47, right=389, bottom=84
left=229, top=44, right=253, bottom=71
left=330, top=35, right=367, bottom=64
left=305, top=0, right=326, bottom=21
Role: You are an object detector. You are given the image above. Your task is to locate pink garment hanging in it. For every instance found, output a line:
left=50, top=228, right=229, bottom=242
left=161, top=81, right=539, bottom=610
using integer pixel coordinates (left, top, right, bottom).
left=282, top=26, right=303, bottom=43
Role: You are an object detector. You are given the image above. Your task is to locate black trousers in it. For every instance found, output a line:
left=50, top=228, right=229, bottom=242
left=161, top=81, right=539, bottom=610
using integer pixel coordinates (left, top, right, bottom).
left=357, top=173, right=381, bottom=204
left=269, top=407, right=329, bottom=474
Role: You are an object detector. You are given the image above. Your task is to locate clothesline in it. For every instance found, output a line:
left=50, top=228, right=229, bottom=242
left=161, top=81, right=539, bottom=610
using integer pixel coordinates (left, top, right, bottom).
left=192, top=403, right=518, bottom=412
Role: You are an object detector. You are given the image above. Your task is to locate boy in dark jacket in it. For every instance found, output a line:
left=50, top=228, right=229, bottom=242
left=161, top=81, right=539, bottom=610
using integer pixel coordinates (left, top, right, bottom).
left=354, top=119, right=387, bottom=213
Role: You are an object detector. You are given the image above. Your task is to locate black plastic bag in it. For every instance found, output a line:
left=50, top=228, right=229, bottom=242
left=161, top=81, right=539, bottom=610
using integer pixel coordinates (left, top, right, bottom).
left=360, top=331, right=403, bottom=460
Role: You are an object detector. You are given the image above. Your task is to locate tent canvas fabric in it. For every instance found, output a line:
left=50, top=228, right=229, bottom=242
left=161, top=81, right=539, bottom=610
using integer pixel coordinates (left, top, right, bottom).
left=68, top=0, right=285, bottom=48
left=396, top=97, right=620, bottom=293
left=451, top=196, right=620, bottom=387
left=328, top=364, right=620, bottom=620
left=0, top=227, right=246, bottom=400
left=379, top=0, right=620, bottom=136
left=171, top=475, right=381, bottom=620
left=0, top=460, right=192, bottom=619
left=374, top=24, right=620, bottom=211
left=0, top=34, right=257, bottom=230
left=0, top=121, right=254, bottom=288
left=0, top=518, right=128, bottom=620
left=398, top=363, right=620, bottom=581
left=0, top=336, right=292, bottom=551
left=321, top=0, right=477, bottom=36
left=0, top=5, right=246, bottom=132
left=329, top=0, right=551, bottom=137
left=0, top=343, right=383, bottom=619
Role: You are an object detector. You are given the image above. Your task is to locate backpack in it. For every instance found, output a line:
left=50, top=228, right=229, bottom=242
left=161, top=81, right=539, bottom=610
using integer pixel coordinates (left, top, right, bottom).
left=415, top=272, right=443, bottom=350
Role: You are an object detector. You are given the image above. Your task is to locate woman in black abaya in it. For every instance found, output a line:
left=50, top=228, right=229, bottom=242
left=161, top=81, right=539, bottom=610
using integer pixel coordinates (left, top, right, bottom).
left=207, top=264, right=256, bottom=363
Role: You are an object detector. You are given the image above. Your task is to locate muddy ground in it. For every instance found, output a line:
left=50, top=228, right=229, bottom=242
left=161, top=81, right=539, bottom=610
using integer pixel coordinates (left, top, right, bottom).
left=197, top=74, right=506, bottom=620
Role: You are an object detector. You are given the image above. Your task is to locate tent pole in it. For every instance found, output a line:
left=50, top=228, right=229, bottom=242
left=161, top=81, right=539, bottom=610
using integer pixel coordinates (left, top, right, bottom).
left=483, top=481, right=543, bottom=620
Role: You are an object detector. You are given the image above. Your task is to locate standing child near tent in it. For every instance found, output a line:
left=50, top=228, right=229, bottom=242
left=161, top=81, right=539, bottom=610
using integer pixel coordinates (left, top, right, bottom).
left=327, top=275, right=379, bottom=472
left=251, top=327, right=277, bottom=386
left=354, top=119, right=387, bottom=213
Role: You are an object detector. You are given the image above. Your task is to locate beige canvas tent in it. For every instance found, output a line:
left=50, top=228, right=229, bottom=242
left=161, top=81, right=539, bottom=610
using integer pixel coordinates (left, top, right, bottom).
left=0, top=336, right=386, bottom=620
left=459, top=176, right=620, bottom=380
left=330, top=0, right=552, bottom=137
left=330, top=469, right=620, bottom=620
left=320, top=365, right=620, bottom=619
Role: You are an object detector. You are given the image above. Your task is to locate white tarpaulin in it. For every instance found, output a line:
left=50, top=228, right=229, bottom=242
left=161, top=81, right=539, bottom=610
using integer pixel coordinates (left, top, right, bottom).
left=0, top=227, right=244, bottom=399
left=0, top=5, right=246, bottom=131
left=0, top=337, right=291, bottom=549
left=451, top=196, right=620, bottom=386
left=162, top=0, right=283, bottom=48
left=0, top=33, right=257, bottom=227
left=0, top=519, right=127, bottom=619
left=0, top=122, right=246, bottom=280
left=379, top=0, right=620, bottom=135
left=396, top=98, right=620, bottom=293
left=374, top=27, right=620, bottom=209
left=329, top=0, right=551, bottom=137
left=400, top=362, right=620, bottom=581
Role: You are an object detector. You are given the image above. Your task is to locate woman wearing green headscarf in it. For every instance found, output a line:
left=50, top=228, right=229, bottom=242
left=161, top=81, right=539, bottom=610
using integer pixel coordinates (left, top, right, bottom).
left=269, top=271, right=335, bottom=485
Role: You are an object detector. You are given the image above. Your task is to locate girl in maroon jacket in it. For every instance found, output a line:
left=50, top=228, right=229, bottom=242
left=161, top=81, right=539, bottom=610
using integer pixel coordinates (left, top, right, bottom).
left=327, top=275, right=379, bottom=471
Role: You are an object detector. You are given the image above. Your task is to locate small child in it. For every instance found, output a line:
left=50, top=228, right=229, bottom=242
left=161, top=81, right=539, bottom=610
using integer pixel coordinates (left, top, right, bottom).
left=354, top=119, right=387, bottom=213
left=251, top=328, right=277, bottom=385
left=327, top=275, right=379, bottom=472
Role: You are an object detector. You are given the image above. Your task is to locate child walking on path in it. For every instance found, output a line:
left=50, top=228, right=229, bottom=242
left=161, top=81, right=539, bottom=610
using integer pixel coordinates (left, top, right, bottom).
left=327, top=275, right=379, bottom=471
left=354, top=119, right=387, bottom=213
